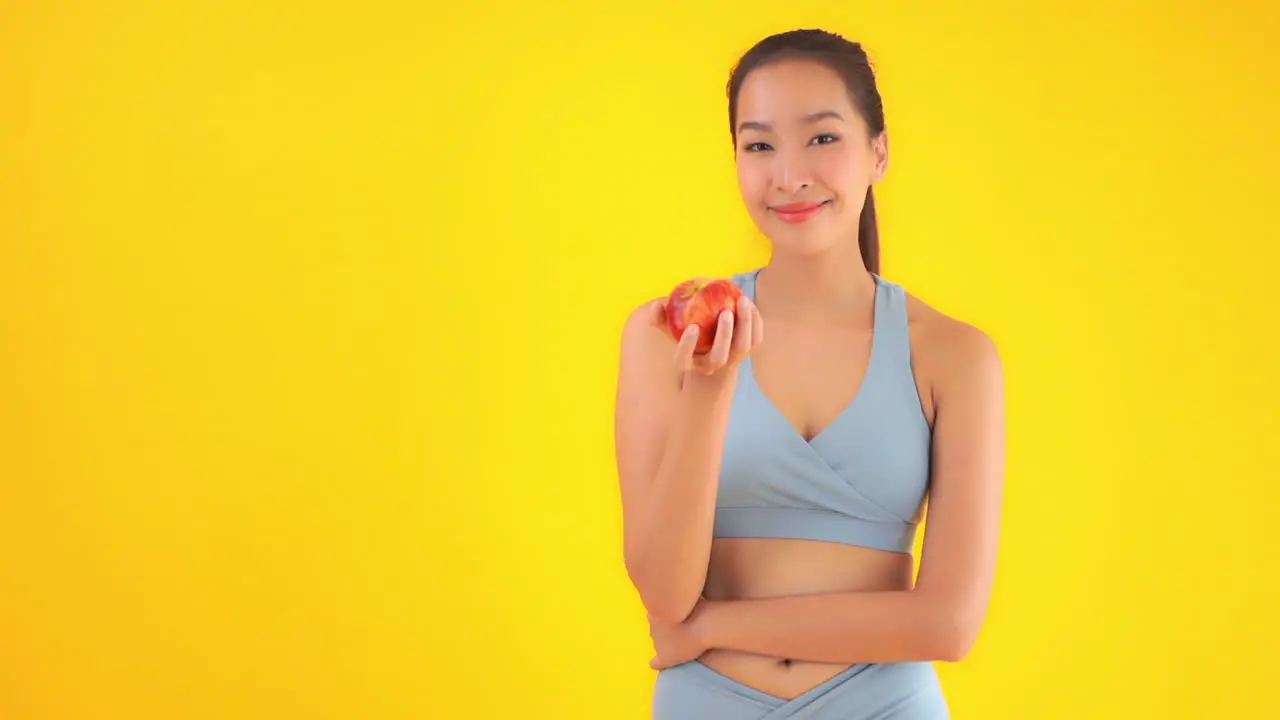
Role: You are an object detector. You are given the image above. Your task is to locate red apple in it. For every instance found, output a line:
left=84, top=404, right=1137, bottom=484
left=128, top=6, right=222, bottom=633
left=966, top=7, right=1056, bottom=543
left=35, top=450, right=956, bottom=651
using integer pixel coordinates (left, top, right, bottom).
left=664, top=277, right=744, bottom=354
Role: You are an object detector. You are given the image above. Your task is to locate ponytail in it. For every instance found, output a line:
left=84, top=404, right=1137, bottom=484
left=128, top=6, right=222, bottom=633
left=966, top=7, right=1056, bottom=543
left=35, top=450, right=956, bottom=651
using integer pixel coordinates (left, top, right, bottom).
left=858, top=186, right=880, bottom=275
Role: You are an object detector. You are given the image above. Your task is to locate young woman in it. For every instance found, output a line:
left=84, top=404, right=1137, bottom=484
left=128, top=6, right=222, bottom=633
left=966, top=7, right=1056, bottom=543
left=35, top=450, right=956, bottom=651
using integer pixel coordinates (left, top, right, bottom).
left=613, top=29, right=1006, bottom=718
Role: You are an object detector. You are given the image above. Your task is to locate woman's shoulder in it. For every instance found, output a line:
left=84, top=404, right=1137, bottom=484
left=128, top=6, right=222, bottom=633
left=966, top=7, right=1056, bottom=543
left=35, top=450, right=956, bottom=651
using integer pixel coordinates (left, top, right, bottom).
left=898, top=282, right=1002, bottom=386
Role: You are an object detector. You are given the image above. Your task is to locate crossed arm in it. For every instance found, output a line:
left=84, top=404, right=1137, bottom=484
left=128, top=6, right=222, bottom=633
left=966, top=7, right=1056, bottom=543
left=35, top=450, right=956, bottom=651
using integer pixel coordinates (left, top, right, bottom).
left=653, top=323, right=1006, bottom=666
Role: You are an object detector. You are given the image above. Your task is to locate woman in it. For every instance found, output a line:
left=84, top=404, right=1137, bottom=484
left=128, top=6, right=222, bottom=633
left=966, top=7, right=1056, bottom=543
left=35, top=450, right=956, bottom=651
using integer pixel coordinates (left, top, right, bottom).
left=613, top=28, right=1005, bottom=719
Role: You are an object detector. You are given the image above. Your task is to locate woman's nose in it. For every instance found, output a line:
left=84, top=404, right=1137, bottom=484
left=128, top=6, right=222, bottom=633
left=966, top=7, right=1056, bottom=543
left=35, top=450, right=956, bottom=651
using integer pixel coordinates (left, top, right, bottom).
left=773, top=153, right=812, bottom=194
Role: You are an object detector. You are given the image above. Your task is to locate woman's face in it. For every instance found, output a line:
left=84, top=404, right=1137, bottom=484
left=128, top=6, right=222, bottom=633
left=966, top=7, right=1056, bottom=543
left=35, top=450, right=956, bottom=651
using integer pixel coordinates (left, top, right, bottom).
left=733, top=59, right=887, bottom=256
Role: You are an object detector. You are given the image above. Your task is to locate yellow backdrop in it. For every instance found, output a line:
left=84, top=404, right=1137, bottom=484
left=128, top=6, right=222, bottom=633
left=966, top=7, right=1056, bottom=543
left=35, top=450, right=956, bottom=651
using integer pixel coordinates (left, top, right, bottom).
left=3, top=1, right=1278, bottom=718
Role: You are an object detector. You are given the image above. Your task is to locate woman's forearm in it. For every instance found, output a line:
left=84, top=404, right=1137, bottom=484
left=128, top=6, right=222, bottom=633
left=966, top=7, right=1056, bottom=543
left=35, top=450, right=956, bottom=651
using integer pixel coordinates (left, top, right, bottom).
left=690, top=588, right=974, bottom=664
left=626, top=372, right=736, bottom=623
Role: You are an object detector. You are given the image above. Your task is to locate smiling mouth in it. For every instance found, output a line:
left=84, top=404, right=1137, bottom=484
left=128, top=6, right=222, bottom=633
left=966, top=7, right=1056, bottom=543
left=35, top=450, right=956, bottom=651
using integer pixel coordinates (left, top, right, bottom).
left=770, top=200, right=831, bottom=223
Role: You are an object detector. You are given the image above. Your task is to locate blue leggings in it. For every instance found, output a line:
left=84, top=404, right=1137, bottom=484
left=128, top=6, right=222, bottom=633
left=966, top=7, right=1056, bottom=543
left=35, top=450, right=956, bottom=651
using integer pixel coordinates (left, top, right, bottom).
left=652, top=660, right=949, bottom=719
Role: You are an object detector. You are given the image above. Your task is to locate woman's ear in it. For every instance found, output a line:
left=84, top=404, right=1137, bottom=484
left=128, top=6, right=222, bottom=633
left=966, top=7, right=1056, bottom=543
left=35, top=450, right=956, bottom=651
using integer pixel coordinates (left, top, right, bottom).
left=871, top=131, right=889, bottom=183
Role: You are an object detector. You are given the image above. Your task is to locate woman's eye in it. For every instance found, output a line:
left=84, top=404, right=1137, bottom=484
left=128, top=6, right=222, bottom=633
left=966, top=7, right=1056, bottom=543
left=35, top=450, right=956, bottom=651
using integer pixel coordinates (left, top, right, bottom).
left=812, top=134, right=840, bottom=145
left=744, top=142, right=772, bottom=152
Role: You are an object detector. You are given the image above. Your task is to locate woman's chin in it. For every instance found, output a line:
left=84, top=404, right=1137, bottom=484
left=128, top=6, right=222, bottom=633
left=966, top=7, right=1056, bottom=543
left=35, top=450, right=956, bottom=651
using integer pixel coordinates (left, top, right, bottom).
left=766, top=226, right=844, bottom=256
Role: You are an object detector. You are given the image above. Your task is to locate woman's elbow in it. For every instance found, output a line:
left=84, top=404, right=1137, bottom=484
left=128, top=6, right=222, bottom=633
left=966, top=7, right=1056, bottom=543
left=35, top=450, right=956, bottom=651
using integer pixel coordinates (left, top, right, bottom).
left=634, top=582, right=697, bottom=624
left=927, top=604, right=986, bottom=663
left=646, top=601, right=696, bottom=625
left=932, top=629, right=977, bottom=663
left=624, top=555, right=697, bottom=624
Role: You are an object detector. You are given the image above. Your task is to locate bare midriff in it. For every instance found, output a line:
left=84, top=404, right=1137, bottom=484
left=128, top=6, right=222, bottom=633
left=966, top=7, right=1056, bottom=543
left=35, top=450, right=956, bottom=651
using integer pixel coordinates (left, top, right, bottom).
left=699, top=537, right=915, bottom=700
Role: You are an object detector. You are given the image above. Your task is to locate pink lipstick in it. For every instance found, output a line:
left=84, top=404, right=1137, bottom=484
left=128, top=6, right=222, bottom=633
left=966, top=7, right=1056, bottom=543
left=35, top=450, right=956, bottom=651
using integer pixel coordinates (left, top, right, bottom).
left=771, top=200, right=829, bottom=224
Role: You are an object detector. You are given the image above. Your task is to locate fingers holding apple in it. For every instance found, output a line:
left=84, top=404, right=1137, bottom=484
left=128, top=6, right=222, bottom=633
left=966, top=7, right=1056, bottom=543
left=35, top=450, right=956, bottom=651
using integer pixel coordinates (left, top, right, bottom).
left=699, top=307, right=736, bottom=371
left=664, top=278, right=742, bottom=353
left=672, top=317, right=702, bottom=369
left=663, top=277, right=762, bottom=376
left=750, top=296, right=764, bottom=349
left=704, top=294, right=763, bottom=373
left=730, top=294, right=756, bottom=358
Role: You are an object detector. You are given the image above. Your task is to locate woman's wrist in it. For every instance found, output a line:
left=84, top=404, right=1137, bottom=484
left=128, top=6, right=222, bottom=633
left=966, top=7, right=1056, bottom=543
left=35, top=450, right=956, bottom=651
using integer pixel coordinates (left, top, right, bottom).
left=682, top=368, right=738, bottom=400
left=689, top=598, right=726, bottom=651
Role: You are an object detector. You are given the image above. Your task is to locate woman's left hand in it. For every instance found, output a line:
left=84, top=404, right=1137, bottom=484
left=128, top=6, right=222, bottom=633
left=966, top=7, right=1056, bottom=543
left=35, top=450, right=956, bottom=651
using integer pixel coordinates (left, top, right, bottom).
left=648, top=603, right=710, bottom=670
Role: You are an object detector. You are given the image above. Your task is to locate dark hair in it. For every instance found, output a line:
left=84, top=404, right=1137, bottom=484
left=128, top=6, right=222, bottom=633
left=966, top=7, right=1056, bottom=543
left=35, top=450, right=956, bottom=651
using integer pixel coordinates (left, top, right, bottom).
left=726, top=29, right=885, bottom=275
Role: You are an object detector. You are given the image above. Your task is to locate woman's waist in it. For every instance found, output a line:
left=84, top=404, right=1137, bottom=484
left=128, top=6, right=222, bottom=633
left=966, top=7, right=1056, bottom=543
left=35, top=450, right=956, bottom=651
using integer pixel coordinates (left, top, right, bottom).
left=672, top=651, right=942, bottom=704
left=688, top=539, right=922, bottom=700
left=703, top=536, right=915, bottom=601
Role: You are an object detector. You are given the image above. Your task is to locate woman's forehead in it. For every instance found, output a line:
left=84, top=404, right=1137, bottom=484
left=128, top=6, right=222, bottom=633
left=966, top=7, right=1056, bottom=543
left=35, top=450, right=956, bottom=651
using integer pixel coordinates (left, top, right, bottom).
left=736, top=60, right=855, bottom=121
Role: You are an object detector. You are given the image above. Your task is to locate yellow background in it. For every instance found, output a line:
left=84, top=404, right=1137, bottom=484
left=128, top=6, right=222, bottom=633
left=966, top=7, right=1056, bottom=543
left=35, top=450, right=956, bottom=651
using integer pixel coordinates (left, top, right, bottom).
left=3, top=1, right=1278, bottom=718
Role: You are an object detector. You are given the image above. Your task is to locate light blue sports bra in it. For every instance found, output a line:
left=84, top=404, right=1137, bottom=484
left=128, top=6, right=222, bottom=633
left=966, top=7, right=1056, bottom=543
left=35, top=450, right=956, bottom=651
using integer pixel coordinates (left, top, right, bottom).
left=714, top=268, right=932, bottom=554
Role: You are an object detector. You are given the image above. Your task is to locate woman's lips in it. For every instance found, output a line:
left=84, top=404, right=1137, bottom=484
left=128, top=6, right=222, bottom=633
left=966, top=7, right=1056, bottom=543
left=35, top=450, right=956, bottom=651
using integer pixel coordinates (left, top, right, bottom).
left=771, top=200, right=830, bottom=223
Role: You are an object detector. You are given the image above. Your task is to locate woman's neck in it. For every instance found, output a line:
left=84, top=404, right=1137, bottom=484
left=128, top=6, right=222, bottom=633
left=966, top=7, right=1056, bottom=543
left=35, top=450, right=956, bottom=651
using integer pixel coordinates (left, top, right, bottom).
left=756, top=245, right=876, bottom=321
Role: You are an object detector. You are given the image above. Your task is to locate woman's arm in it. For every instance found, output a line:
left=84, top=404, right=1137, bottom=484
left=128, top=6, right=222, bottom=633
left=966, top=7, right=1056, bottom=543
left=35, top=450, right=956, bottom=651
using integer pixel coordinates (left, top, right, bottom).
left=615, top=299, right=752, bottom=624
left=686, top=322, right=1006, bottom=663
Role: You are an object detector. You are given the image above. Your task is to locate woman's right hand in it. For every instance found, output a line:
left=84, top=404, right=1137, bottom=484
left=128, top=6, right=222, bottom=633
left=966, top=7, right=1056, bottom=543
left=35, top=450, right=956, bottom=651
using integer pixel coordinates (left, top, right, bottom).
left=659, top=294, right=764, bottom=377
